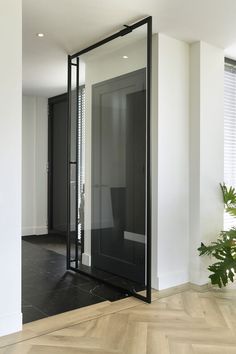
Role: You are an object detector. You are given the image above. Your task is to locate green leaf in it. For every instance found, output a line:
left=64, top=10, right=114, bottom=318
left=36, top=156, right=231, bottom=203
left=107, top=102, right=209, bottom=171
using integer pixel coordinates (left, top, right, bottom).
left=208, top=256, right=236, bottom=288
left=220, top=183, right=236, bottom=207
left=198, top=231, right=236, bottom=257
left=199, top=184, right=236, bottom=288
left=226, top=206, right=236, bottom=217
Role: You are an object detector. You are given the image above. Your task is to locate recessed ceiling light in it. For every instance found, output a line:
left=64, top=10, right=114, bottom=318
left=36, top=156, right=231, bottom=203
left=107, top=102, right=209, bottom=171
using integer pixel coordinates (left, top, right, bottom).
left=122, top=55, right=128, bottom=59
left=37, top=33, right=44, bottom=38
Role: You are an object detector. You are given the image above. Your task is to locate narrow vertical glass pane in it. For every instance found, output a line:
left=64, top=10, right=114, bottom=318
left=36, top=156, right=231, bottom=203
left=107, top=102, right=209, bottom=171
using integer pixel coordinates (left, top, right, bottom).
left=69, top=58, right=78, bottom=263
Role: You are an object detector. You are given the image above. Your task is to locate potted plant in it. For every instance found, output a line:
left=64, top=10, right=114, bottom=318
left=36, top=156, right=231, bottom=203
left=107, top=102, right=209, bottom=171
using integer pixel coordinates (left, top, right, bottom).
left=198, top=183, right=236, bottom=288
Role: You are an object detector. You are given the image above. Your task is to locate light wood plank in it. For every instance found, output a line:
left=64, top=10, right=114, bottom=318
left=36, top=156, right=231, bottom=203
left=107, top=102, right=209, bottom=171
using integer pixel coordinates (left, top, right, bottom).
left=1, top=286, right=236, bottom=353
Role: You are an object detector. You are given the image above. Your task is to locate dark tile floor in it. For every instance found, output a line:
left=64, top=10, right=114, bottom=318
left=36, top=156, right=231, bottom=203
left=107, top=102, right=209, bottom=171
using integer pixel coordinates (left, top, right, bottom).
left=22, top=237, right=129, bottom=324
left=22, top=234, right=68, bottom=256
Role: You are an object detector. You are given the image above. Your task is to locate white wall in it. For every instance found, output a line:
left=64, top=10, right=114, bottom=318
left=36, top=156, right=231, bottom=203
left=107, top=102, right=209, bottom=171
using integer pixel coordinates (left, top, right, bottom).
left=156, top=34, right=190, bottom=289
left=0, top=0, right=22, bottom=336
left=22, top=97, right=35, bottom=234
left=155, top=36, right=224, bottom=290
left=189, top=42, right=224, bottom=284
left=35, top=97, right=48, bottom=234
left=22, top=96, right=48, bottom=236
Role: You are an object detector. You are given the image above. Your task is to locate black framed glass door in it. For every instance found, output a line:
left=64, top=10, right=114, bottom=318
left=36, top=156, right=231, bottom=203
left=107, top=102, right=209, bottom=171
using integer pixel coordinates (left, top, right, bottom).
left=67, top=16, right=152, bottom=303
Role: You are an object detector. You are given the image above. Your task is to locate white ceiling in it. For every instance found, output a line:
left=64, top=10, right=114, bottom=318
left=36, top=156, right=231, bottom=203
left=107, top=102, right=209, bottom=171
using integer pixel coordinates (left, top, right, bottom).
left=23, top=0, right=236, bottom=97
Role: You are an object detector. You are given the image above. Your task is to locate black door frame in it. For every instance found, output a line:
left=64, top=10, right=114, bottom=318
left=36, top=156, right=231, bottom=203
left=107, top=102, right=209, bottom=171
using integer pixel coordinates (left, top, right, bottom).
left=48, top=93, right=68, bottom=234
left=67, top=16, right=152, bottom=303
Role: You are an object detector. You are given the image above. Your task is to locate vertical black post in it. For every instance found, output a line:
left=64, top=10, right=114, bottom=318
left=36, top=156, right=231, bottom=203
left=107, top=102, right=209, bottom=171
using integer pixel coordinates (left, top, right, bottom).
left=80, top=90, right=85, bottom=255
left=79, top=86, right=85, bottom=255
left=75, top=57, right=79, bottom=268
left=67, top=55, right=72, bottom=269
left=146, top=17, right=152, bottom=303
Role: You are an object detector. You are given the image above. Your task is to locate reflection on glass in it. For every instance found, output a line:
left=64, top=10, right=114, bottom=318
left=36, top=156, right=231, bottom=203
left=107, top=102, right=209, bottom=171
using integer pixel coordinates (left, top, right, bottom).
left=91, top=69, right=146, bottom=284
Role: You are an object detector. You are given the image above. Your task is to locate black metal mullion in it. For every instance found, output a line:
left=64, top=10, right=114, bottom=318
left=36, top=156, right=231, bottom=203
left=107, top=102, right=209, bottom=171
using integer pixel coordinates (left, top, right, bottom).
left=71, top=17, right=150, bottom=59
left=67, top=55, right=72, bottom=270
left=80, top=86, right=85, bottom=255
left=146, top=16, right=152, bottom=304
left=75, top=57, right=79, bottom=268
left=78, top=87, right=83, bottom=248
left=47, top=103, right=53, bottom=232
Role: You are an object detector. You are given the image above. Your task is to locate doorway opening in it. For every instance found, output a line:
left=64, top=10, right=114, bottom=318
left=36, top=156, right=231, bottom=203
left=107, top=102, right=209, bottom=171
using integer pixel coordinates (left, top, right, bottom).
left=22, top=16, right=151, bottom=324
left=22, top=90, right=130, bottom=324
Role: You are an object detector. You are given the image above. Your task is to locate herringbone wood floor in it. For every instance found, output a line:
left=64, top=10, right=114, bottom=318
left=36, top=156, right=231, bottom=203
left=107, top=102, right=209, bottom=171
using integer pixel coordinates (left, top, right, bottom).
left=1, top=286, right=236, bottom=353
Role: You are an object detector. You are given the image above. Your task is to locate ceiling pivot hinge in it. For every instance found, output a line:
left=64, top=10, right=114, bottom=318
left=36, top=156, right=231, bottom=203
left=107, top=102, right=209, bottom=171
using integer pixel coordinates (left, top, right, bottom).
left=119, top=25, right=133, bottom=37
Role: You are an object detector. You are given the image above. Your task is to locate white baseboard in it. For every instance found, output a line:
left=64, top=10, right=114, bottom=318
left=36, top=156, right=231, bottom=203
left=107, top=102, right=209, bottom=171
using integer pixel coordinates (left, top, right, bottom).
left=35, top=226, right=48, bottom=235
left=22, top=227, right=35, bottom=236
left=189, top=261, right=210, bottom=285
left=0, top=312, right=22, bottom=337
left=189, top=269, right=210, bottom=286
left=82, top=253, right=91, bottom=267
left=22, top=226, right=48, bottom=236
left=156, top=270, right=189, bottom=290
left=151, top=274, right=158, bottom=290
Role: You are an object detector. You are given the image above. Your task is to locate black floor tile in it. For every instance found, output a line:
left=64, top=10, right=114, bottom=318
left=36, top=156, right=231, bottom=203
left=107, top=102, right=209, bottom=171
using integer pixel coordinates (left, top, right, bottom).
left=22, top=304, right=48, bottom=324
left=78, top=281, right=130, bottom=302
left=23, top=243, right=66, bottom=274
left=23, top=272, right=67, bottom=302
left=23, top=234, right=68, bottom=257
left=22, top=236, right=129, bottom=323
left=108, top=276, right=145, bottom=293
left=23, top=269, right=104, bottom=302
left=70, top=261, right=118, bottom=281
left=27, top=286, right=104, bottom=317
